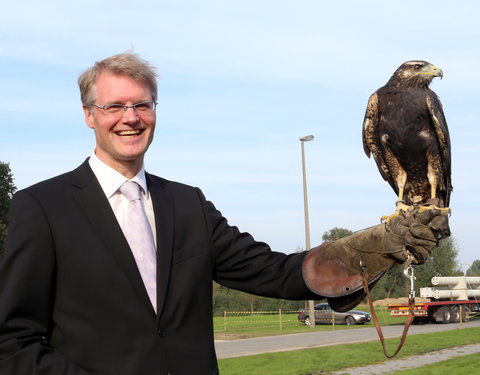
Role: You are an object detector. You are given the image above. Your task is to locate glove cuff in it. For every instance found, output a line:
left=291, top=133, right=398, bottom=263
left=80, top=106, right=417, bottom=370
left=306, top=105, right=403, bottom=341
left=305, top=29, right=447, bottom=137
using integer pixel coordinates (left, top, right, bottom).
left=303, top=244, right=363, bottom=298
left=302, top=230, right=395, bottom=312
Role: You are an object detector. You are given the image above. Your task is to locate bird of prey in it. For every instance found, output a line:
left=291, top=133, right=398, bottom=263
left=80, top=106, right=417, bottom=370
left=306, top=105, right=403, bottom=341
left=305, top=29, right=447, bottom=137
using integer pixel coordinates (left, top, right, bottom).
left=362, top=60, right=452, bottom=221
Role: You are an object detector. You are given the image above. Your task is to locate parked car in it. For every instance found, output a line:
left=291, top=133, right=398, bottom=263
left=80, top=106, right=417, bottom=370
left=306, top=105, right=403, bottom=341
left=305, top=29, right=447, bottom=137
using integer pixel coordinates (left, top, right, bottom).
left=298, top=303, right=371, bottom=326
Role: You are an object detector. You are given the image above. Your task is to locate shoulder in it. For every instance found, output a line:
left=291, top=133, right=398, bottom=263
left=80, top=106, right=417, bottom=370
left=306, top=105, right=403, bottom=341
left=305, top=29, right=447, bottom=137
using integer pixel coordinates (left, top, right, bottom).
left=13, top=160, right=92, bottom=201
left=17, top=172, right=72, bottom=200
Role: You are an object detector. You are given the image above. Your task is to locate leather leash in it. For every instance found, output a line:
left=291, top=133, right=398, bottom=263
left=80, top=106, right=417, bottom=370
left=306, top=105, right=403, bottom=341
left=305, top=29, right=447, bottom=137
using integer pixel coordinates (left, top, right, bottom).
left=361, top=262, right=416, bottom=358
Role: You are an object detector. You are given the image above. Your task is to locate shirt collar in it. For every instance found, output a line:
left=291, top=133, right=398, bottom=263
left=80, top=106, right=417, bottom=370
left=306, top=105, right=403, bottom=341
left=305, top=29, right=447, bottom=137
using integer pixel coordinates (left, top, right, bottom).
left=88, top=151, right=148, bottom=198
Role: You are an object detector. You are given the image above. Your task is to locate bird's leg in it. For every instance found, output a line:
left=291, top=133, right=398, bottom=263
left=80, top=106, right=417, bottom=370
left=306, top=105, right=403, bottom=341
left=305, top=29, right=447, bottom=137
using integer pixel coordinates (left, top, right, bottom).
left=395, top=185, right=411, bottom=212
left=381, top=171, right=412, bottom=222
left=417, top=163, right=450, bottom=215
left=426, top=162, right=440, bottom=206
left=416, top=181, right=451, bottom=215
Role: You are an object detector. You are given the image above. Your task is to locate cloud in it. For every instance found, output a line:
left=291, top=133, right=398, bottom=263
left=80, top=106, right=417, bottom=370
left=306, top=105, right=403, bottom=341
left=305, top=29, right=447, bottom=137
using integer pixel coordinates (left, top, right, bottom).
left=1, top=0, right=479, bottom=268
left=0, top=1, right=477, bottom=89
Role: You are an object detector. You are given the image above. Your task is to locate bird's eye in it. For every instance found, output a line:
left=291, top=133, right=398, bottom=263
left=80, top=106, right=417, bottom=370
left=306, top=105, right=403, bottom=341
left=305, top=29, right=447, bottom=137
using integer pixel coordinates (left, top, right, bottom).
left=414, top=64, right=422, bottom=70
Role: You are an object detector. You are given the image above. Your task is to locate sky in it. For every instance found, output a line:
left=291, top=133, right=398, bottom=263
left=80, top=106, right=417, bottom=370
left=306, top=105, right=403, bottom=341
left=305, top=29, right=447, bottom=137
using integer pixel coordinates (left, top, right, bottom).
left=1, top=1, right=479, bottom=270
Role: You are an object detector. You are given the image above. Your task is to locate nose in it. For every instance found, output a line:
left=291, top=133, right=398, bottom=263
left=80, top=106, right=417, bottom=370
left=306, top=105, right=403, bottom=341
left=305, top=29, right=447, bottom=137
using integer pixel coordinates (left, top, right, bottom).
left=121, top=106, right=140, bottom=123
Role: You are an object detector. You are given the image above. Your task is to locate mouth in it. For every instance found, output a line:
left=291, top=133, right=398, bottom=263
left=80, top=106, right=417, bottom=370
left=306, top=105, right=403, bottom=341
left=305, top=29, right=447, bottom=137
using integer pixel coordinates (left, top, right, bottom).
left=115, top=129, right=144, bottom=138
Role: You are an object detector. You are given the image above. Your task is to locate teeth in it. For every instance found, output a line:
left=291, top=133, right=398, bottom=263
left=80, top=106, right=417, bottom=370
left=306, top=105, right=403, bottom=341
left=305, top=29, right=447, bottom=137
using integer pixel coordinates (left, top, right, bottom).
left=117, top=130, right=141, bottom=136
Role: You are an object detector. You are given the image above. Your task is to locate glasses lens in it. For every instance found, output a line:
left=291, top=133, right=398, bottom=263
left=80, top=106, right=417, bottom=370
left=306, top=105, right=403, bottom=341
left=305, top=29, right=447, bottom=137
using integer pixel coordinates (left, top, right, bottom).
left=134, top=101, right=155, bottom=112
left=103, top=104, right=124, bottom=114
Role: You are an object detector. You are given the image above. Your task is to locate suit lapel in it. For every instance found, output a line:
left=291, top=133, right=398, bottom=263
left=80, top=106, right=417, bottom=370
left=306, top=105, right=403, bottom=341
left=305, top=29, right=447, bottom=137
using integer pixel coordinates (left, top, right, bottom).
left=146, top=173, right=174, bottom=320
left=70, top=160, right=155, bottom=315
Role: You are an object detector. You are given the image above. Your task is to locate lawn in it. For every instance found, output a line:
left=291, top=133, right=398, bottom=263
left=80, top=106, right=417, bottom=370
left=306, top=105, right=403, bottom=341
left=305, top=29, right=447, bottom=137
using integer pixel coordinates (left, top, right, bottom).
left=391, top=352, right=480, bottom=374
left=218, top=325, right=480, bottom=375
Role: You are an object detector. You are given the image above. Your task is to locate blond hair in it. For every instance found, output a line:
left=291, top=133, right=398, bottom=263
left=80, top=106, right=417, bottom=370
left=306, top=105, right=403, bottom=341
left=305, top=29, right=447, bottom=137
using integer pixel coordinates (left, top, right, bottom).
left=78, top=52, right=158, bottom=107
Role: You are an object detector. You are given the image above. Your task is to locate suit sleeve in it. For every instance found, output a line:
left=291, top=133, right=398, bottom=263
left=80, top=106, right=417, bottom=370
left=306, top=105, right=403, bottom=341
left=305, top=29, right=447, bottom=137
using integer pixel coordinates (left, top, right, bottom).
left=0, top=191, right=91, bottom=374
left=195, top=188, right=318, bottom=300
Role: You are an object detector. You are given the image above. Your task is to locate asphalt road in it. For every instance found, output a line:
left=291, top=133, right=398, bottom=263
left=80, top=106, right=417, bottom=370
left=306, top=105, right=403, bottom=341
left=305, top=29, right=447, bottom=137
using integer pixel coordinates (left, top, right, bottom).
left=215, top=318, right=480, bottom=359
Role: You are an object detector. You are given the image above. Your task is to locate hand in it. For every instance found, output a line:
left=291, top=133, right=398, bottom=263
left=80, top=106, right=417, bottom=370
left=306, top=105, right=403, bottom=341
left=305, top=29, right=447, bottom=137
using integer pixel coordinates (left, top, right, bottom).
left=385, top=208, right=450, bottom=264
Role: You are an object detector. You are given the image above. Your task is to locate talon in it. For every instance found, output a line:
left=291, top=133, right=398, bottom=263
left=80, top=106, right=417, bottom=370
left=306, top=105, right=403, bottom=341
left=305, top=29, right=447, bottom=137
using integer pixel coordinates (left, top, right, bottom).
left=395, top=201, right=412, bottom=213
left=381, top=202, right=413, bottom=223
left=417, top=205, right=451, bottom=216
left=381, top=210, right=401, bottom=223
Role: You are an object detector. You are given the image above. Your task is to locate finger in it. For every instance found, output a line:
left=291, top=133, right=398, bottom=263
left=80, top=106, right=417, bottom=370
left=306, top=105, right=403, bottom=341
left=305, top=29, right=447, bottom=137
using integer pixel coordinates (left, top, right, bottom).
left=414, top=209, right=442, bottom=225
left=405, top=244, right=430, bottom=263
left=406, top=234, right=437, bottom=250
left=409, top=222, right=438, bottom=243
left=405, top=233, right=438, bottom=264
left=428, top=215, right=448, bottom=230
left=388, top=211, right=412, bottom=231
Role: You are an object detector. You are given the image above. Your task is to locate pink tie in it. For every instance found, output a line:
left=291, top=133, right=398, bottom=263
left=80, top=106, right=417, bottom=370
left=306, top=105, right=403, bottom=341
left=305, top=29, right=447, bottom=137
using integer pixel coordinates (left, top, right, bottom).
left=119, top=181, right=157, bottom=312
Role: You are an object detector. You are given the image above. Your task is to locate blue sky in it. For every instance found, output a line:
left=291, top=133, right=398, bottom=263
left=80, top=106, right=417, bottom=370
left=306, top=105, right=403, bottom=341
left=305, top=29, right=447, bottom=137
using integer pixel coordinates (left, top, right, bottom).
left=1, top=1, right=479, bottom=269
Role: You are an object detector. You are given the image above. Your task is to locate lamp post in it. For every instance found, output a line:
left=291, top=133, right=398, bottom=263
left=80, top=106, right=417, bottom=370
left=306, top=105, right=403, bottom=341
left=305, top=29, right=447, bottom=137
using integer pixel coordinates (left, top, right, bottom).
left=299, top=135, right=315, bottom=327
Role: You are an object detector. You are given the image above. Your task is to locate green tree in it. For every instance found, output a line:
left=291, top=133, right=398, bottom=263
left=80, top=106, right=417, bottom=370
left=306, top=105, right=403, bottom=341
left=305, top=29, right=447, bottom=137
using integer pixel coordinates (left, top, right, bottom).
left=371, top=266, right=405, bottom=300
left=0, top=162, right=16, bottom=257
left=371, top=236, right=461, bottom=300
left=466, top=260, right=480, bottom=276
left=321, top=227, right=353, bottom=241
left=212, top=282, right=305, bottom=316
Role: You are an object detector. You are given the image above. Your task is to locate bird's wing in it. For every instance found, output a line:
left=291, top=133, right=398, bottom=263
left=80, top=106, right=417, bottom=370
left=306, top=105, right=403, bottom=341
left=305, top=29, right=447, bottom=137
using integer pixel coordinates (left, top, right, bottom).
left=426, top=93, right=452, bottom=205
left=362, top=92, right=393, bottom=184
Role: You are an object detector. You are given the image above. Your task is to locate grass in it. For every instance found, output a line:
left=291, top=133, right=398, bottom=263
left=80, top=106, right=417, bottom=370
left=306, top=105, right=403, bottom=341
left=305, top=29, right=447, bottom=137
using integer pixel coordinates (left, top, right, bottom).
left=391, top=352, right=480, bottom=374
left=217, top=325, right=480, bottom=375
left=214, top=304, right=403, bottom=340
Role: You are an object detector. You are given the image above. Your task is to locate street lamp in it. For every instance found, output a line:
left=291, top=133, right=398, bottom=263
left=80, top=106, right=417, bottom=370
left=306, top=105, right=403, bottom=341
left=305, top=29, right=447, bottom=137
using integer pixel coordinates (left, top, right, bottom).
left=299, top=135, right=315, bottom=327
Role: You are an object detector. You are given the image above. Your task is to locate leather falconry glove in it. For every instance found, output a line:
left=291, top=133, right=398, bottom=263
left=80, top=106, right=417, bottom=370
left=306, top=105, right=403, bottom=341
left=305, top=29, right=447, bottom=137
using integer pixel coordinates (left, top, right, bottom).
left=302, top=208, right=450, bottom=312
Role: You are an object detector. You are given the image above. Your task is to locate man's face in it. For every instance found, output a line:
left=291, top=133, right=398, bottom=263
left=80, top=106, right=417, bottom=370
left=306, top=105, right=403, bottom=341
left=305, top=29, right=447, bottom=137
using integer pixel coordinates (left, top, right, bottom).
left=83, top=72, right=156, bottom=175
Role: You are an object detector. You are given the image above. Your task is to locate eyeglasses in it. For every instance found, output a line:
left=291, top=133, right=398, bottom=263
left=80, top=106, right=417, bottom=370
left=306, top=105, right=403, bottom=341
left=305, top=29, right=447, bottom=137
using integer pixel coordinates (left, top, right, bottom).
left=91, top=101, right=157, bottom=116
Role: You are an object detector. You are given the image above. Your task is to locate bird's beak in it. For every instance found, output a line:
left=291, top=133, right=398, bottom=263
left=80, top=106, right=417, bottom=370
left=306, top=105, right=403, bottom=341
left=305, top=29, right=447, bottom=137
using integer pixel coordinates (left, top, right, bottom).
left=432, top=66, right=443, bottom=79
left=424, top=65, right=443, bottom=79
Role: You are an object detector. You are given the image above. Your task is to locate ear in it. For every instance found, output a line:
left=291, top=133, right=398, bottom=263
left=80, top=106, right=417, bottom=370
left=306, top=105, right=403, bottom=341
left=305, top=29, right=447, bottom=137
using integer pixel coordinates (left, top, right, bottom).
left=83, top=105, right=95, bottom=129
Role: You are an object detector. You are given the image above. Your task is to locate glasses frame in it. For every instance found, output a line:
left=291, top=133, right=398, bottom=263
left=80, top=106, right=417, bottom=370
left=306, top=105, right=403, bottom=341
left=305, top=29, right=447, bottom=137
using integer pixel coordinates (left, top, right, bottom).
left=91, top=100, right=157, bottom=115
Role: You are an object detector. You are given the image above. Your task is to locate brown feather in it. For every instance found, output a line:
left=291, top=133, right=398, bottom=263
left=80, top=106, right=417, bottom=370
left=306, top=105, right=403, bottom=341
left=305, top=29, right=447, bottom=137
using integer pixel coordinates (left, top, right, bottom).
left=362, top=60, right=452, bottom=207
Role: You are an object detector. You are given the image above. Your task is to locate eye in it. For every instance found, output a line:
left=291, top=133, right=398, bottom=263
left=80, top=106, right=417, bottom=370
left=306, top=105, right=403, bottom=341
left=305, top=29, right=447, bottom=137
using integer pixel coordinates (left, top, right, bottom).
left=104, top=104, right=124, bottom=113
left=414, top=64, right=422, bottom=70
left=134, top=101, right=153, bottom=111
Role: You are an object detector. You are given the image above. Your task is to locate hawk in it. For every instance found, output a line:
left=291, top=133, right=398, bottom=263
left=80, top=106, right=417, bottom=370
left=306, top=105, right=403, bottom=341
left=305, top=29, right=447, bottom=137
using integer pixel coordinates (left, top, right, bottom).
left=362, top=60, right=452, bottom=220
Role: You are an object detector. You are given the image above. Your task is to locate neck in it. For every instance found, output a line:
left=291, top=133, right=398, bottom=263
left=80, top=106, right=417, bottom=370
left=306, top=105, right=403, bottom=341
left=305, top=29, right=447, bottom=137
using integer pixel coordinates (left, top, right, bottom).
left=94, top=150, right=144, bottom=179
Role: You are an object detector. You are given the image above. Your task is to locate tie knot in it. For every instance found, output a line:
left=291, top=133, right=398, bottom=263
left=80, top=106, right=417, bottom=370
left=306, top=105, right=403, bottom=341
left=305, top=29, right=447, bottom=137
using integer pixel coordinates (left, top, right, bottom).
left=120, top=181, right=142, bottom=201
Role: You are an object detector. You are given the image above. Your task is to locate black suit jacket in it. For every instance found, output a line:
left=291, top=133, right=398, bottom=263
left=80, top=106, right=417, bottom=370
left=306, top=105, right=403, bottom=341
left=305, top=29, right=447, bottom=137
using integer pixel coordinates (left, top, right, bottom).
left=0, top=160, right=315, bottom=374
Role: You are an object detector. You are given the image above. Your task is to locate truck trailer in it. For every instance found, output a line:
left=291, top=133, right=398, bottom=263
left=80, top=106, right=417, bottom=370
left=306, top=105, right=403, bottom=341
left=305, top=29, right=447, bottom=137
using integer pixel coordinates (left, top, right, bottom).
left=388, top=276, right=480, bottom=324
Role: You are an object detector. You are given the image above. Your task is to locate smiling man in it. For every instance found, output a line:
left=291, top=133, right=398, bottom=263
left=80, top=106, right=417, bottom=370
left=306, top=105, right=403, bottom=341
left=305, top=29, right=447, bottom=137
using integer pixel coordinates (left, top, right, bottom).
left=0, top=53, right=449, bottom=375
left=81, top=59, right=157, bottom=178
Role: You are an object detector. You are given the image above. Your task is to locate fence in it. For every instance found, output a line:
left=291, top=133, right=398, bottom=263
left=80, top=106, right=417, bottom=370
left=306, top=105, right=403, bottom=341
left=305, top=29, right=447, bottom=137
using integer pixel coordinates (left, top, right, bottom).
left=213, top=305, right=392, bottom=333
left=214, top=310, right=300, bottom=332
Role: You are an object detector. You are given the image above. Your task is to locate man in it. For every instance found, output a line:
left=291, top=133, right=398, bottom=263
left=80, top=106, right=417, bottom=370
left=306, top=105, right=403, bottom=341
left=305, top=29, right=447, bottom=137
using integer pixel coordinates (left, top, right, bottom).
left=0, top=53, right=448, bottom=374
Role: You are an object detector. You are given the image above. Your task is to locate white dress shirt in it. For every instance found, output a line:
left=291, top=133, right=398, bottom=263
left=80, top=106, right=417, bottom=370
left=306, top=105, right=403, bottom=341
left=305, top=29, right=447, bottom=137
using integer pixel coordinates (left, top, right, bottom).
left=88, top=152, right=157, bottom=247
